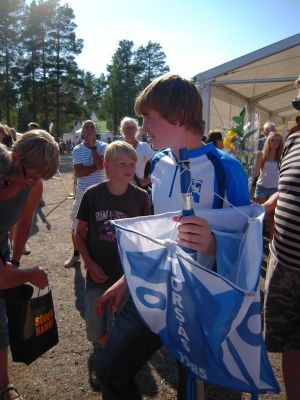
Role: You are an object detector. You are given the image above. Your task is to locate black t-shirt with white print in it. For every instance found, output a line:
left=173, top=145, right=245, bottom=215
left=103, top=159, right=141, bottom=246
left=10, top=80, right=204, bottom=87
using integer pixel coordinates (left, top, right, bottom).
left=77, top=182, right=151, bottom=285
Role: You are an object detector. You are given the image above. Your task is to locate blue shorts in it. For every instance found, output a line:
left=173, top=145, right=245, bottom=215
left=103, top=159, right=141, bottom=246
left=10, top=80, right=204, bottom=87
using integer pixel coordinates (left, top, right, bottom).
left=0, top=298, right=9, bottom=349
left=85, top=275, right=112, bottom=345
left=254, top=185, right=277, bottom=200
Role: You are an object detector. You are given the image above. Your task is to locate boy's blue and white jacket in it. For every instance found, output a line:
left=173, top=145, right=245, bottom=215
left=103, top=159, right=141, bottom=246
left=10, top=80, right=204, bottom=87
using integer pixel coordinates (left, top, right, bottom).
left=151, top=143, right=250, bottom=213
left=111, top=145, right=279, bottom=397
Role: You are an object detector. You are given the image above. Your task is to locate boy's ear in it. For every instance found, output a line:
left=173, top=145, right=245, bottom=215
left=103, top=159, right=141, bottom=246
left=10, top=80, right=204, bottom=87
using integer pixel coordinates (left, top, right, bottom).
left=103, top=160, right=109, bottom=171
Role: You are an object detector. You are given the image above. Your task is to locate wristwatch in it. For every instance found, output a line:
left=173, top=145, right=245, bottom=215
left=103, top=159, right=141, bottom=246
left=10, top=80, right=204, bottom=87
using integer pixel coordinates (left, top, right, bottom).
left=90, top=146, right=97, bottom=151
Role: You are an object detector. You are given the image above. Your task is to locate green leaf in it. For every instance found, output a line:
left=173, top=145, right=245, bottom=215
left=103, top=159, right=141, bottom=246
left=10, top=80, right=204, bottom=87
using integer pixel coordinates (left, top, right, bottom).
left=239, top=106, right=246, bottom=120
left=231, top=125, right=243, bottom=136
left=232, top=106, right=246, bottom=127
left=232, top=116, right=243, bottom=126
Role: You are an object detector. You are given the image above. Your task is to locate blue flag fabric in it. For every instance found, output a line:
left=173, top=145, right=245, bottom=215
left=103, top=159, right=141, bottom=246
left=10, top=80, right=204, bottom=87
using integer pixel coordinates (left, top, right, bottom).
left=111, top=204, right=280, bottom=396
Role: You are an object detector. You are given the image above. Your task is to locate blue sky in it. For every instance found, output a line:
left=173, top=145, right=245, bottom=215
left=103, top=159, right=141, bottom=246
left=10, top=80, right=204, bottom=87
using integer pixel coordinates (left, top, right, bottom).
left=32, top=0, right=300, bottom=78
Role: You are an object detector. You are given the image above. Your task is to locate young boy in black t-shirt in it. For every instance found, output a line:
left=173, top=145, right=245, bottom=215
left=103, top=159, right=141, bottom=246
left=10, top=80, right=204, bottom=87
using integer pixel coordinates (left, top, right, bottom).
left=74, top=141, right=150, bottom=348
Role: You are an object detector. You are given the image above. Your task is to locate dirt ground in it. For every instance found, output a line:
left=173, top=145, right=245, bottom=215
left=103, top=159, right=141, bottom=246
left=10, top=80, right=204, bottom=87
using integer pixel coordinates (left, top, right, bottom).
left=8, top=154, right=286, bottom=399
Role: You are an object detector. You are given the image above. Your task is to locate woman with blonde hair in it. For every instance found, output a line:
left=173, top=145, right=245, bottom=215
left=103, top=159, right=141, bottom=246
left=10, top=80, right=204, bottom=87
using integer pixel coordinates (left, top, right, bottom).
left=252, top=132, right=284, bottom=237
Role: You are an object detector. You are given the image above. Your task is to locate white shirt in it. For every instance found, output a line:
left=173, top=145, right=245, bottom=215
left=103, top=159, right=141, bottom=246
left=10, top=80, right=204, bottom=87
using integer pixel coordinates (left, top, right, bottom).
left=135, top=142, right=155, bottom=178
left=257, top=161, right=279, bottom=188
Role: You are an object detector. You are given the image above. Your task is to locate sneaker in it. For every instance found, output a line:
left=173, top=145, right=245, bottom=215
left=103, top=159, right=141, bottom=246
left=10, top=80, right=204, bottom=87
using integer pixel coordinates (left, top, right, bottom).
left=23, top=243, right=31, bottom=255
left=64, top=254, right=81, bottom=268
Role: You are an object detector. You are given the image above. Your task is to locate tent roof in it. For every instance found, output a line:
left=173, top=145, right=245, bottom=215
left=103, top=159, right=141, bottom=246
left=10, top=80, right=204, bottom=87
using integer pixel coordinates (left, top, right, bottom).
left=195, top=34, right=300, bottom=127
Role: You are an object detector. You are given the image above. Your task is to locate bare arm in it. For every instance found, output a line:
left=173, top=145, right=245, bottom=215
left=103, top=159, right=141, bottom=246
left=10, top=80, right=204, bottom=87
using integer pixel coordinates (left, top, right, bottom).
left=262, top=191, right=279, bottom=214
left=73, top=143, right=104, bottom=178
left=74, top=219, right=108, bottom=283
left=252, top=152, right=262, bottom=183
left=97, top=275, right=128, bottom=314
left=74, top=163, right=98, bottom=178
left=11, top=181, right=42, bottom=262
left=0, top=258, right=48, bottom=290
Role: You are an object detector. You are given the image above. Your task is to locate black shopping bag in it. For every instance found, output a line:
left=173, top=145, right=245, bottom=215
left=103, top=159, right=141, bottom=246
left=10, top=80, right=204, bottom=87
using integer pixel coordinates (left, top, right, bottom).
left=6, top=287, right=59, bottom=365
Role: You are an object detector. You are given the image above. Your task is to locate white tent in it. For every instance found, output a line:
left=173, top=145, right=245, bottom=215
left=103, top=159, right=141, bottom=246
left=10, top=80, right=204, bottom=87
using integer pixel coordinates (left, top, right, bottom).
left=195, top=34, right=300, bottom=136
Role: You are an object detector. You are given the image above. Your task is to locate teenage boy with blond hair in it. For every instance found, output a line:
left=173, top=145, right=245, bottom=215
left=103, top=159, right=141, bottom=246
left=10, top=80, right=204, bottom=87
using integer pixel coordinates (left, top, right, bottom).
left=95, top=74, right=250, bottom=400
left=74, top=141, right=150, bottom=350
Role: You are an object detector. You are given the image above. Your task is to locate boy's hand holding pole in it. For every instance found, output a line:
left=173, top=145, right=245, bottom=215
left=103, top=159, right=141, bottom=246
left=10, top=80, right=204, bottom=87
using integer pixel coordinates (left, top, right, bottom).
left=173, top=215, right=216, bottom=256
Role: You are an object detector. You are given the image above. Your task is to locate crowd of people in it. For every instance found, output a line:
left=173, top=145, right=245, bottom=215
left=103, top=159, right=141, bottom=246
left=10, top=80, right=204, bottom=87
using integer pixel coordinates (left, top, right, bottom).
left=0, top=73, right=300, bottom=400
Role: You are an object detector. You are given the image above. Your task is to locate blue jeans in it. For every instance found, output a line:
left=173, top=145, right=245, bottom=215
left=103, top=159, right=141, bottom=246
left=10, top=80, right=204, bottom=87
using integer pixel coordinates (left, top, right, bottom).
left=95, top=297, right=162, bottom=400
left=254, top=184, right=277, bottom=200
left=85, top=275, right=112, bottom=345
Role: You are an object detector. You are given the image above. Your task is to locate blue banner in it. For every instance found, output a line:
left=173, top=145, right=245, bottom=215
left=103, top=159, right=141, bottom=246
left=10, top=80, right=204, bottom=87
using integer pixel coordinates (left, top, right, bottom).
left=112, top=205, right=280, bottom=396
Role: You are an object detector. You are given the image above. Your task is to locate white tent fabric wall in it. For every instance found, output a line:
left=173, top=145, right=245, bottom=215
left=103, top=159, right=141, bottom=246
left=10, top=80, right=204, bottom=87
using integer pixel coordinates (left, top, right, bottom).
left=196, top=33, right=300, bottom=136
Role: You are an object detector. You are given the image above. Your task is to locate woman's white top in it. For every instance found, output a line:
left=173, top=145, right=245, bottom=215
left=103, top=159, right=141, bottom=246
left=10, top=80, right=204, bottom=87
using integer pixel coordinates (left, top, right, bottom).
left=257, top=160, right=279, bottom=188
left=135, top=142, right=155, bottom=178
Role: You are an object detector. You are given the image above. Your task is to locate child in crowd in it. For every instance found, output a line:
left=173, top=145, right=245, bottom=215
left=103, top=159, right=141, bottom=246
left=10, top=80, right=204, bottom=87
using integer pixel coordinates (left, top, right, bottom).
left=95, top=74, right=250, bottom=400
left=74, top=141, right=150, bottom=349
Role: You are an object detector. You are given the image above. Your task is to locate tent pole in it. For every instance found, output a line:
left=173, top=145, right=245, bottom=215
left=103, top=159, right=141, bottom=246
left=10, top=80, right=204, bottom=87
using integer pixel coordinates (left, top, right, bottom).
left=56, top=169, right=74, bottom=199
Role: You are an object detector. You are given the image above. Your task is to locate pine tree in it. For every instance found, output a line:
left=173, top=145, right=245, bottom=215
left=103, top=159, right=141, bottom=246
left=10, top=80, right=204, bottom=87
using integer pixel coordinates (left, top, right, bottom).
left=105, top=40, right=138, bottom=131
left=0, top=0, right=26, bottom=125
left=134, top=41, right=169, bottom=91
left=44, top=0, right=83, bottom=136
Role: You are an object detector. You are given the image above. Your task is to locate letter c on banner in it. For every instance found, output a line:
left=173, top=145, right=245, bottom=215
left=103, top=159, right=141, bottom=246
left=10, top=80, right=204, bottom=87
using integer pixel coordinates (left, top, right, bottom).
left=136, top=287, right=166, bottom=310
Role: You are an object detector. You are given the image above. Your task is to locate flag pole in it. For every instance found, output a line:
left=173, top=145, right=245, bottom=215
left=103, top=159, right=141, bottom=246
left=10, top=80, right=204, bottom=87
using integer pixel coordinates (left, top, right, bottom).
left=178, top=147, right=205, bottom=400
left=178, top=147, right=196, bottom=258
